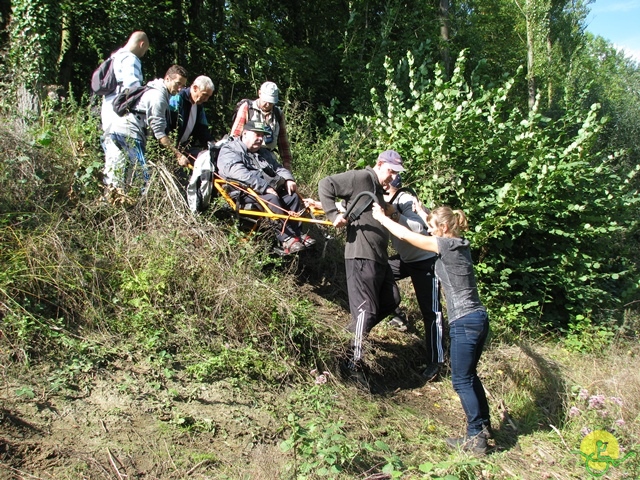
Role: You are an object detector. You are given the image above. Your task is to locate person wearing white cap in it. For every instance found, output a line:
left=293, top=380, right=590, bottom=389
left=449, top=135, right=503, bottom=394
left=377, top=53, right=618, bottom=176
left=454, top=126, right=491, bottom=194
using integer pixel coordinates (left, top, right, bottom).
left=229, top=81, right=293, bottom=171
left=317, top=150, right=405, bottom=390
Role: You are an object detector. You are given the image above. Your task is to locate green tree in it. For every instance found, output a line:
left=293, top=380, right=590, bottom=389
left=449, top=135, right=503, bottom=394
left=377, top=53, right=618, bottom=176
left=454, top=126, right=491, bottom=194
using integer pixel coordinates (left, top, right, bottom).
left=6, top=0, right=61, bottom=120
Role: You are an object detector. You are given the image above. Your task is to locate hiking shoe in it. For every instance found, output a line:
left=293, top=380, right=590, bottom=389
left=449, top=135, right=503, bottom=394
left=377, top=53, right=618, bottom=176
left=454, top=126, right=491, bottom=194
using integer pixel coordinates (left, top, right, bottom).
left=300, top=233, right=316, bottom=247
left=445, top=433, right=488, bottom=455
left=339, top=359, right=371, bottom=392
left=281, top=237, right=306, bottom=254
left=387, top=317, right=408, bottom=331
left=421, top=363, right=442, bottom=382
left=387, top=310, right=408, bottom=331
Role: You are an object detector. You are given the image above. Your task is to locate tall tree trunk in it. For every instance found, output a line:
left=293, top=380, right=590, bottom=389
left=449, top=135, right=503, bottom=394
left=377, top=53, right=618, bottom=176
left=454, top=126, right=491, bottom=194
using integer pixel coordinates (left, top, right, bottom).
left=9, top=0, right=62, bottom=124
left=57, top=12, right=78, bottom=91
left=439, top=0, right=451, bottom=79
left=525, top=0, right=536, bottom=109
left=0, top=0, right=11, bottom=45
left=547, top=34, right=553, bottom=110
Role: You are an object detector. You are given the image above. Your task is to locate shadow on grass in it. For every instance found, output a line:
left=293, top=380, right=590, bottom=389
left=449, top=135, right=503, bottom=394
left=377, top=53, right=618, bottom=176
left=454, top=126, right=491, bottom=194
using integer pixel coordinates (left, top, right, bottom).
left=492, top=342, right=567, bottom=452
left=365, top=337, right=433, bottom=394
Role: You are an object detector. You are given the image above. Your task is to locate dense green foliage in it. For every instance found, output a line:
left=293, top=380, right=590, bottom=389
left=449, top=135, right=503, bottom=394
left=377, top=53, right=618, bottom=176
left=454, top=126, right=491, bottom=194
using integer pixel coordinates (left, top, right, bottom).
left=1, top=1, right=639, bottom=351
left=1, top=4, right=640, bottom=478
left=340, top=50, right=639, bottom=333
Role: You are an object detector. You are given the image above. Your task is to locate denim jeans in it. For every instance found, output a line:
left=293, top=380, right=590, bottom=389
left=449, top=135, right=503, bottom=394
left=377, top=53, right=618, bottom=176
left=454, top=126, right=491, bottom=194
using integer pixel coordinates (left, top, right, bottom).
left=449, top=310, right=490, bottom=436
left=107, top=133, right=149, bottom=192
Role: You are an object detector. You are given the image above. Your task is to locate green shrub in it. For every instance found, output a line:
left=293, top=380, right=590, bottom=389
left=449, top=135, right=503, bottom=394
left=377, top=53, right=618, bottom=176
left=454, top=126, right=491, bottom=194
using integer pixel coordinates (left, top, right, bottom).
left=339, top=50, right=639, bottom=334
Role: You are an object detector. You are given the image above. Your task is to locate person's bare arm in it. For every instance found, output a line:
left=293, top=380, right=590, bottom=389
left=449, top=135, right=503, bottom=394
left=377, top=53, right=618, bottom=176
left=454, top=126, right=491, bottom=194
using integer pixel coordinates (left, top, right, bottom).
left=372, top=204, right=438, bottom=252
left=159, top=136, right=189, bottom=166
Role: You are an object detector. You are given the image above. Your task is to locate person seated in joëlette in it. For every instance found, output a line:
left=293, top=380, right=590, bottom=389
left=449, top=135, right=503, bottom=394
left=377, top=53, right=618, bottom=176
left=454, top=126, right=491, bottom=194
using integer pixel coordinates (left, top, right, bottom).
left=217, top=121, right=315, bottom=254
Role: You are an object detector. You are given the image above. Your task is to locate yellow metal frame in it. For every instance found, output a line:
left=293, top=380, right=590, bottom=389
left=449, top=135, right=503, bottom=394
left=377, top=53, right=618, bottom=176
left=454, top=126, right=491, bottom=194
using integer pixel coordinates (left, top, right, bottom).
left=213, top=178, right=333, bottom=228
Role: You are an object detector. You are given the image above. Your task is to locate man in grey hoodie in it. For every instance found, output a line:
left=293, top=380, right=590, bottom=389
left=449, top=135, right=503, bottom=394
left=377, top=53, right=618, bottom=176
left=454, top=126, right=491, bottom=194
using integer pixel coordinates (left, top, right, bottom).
left=108, top=65, right=189, bottom=193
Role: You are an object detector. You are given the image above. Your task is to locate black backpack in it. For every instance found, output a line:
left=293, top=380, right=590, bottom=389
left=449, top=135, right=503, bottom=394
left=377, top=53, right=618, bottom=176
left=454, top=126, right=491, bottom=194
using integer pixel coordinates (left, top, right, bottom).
left=112, top=86, right=149, bottom=116
left=91, top=57, right=119, bottom=96
left=232, top=98, right=282, bottom=125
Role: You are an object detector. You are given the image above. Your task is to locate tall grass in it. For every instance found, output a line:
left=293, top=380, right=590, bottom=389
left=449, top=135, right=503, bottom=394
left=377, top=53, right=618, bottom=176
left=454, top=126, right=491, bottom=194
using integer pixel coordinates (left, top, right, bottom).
left=0, top=102, right=344, bottom=386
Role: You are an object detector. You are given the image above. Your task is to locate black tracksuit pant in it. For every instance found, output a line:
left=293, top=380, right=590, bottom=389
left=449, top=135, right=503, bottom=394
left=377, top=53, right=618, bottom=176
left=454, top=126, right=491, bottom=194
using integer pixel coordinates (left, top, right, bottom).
left=388, top=254, right=444, bottom=365
left=345, top=258, right=400, bottom=363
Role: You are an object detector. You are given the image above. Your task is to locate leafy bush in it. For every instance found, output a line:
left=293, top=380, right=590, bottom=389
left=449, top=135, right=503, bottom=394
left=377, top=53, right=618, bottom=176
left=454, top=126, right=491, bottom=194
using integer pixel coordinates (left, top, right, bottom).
left=340, top=50, right=639, bottom=334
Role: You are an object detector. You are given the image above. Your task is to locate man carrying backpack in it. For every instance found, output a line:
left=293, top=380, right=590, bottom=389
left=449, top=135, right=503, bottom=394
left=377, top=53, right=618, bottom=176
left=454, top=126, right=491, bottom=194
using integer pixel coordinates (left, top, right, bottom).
left=107, top=65, right=189, bottom=194
left=229, top=82, right=293, bottom=171
left=98, top=31, right=149, bottom=189
left=169, top=75, right=215, bottom=158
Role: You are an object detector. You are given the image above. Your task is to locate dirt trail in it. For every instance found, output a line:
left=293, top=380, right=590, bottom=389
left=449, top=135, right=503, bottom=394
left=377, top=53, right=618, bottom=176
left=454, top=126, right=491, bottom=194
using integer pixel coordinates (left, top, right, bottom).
left=1, top=332, right=463, bottom=479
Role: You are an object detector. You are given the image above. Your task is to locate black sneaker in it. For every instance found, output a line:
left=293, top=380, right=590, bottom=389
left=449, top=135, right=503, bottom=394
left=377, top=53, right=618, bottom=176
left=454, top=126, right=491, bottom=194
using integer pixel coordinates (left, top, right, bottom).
left=445, top=432, right=488, bottom=455
left=387, top=317, right=408, bottom=331
left=387, top=310, right=408, bottom=331
left=421, top=363, right=442, bottom=382
left=339, top=360, right=371, bottom=392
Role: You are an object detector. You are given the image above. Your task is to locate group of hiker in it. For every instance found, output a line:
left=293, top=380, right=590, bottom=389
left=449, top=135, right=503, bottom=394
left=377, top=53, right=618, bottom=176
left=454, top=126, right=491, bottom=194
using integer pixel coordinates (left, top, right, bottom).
left=95, top=31, right=491, bottom=455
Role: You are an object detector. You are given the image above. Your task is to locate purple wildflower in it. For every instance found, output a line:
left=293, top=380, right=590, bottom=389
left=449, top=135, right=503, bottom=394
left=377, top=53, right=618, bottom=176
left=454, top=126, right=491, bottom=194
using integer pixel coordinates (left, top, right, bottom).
left=578, top=389, right=589, bottom=401
left=588, top=394, right=606, bottom=409
left=610, top=396, right=624, bottom=407
left=569, top=406, right=581, bottom=417
left=315, top=374, right=327, bottom=385
left=615, top=418, right=625, bottom=427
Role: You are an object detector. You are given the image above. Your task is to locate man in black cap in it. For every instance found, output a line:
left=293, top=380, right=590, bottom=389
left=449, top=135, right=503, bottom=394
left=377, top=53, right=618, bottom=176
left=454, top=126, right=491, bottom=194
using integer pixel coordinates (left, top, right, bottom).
left=217, top=121, right=314, bottom=254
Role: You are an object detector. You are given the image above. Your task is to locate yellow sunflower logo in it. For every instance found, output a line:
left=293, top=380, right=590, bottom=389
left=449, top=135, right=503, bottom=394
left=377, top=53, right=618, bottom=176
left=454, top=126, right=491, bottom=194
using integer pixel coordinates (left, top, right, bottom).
left=575, top=430, right=636, bottom=476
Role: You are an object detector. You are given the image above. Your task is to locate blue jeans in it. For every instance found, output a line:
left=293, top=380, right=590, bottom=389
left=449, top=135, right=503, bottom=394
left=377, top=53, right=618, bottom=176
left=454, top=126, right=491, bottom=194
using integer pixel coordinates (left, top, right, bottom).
left=108, top=133, right=149, bottom=192
left=449, top=310, right=490, bottom=436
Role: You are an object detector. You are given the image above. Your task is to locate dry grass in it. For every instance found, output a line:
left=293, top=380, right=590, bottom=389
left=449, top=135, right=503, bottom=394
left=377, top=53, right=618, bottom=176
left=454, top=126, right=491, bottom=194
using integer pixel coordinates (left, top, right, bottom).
left=2, top=114, right=640, bottom=479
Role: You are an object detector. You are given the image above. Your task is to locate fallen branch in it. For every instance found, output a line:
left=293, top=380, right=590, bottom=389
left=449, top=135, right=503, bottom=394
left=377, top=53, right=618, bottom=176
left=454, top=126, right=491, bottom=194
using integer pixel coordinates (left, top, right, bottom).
left=164, top=439, right=179, bottom=472
left=549, top=424, right=572, bottom=453
left=498, top=399, right=518, bottom=432
left=107, top=447, right=126, bottom=480
left=186, top=459, right=212, bottom=476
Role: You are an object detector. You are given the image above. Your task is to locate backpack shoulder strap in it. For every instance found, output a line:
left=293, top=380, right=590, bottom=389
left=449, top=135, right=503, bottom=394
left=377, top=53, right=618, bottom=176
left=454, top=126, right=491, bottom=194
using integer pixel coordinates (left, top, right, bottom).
left=344, top=169, right=380, bottom=222
left=273, top=105, right=282, bottom=124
